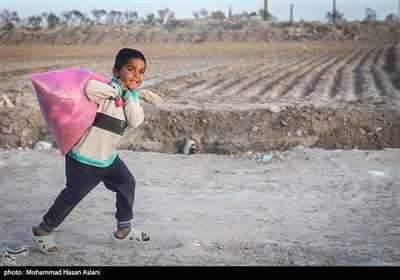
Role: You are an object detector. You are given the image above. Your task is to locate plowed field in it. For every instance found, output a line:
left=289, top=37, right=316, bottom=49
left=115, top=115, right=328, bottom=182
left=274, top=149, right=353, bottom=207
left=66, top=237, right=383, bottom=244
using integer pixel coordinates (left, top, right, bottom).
left=1, top=40, right=399, bottom=154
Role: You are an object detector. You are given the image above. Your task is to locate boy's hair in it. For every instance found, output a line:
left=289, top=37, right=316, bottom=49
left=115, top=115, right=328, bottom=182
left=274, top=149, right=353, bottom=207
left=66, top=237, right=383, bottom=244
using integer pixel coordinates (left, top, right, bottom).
left=114, top=48, right=146, bottom=70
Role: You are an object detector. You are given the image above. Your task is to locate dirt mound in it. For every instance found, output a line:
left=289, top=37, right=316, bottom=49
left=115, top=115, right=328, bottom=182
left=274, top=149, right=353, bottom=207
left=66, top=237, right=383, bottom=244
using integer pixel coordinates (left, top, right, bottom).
left=2, top=100, right=398, bottom=155
left=1, top=20, right=399, bottom=45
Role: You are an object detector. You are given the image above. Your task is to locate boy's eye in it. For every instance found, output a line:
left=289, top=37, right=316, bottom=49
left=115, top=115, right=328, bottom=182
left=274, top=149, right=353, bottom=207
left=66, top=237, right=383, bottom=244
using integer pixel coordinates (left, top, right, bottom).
left=126, top=67, right=144, bottom=75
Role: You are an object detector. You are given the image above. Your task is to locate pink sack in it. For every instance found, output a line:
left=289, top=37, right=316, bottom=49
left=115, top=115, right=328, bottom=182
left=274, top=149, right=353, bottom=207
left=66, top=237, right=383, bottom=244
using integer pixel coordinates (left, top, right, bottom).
left=29, top=68, right=110, bottom=156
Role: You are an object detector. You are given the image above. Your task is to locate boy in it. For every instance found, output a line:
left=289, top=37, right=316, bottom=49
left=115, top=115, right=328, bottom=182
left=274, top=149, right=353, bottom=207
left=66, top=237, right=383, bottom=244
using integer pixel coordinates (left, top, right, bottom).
left=29, top=48, right=149, bottom=254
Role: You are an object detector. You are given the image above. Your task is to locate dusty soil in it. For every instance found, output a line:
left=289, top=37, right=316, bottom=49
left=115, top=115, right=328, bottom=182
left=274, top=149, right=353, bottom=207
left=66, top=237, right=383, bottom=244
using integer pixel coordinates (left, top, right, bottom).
left=0, top=20, right=400, bottom=267
left=1, top=147, right=399, bottom=266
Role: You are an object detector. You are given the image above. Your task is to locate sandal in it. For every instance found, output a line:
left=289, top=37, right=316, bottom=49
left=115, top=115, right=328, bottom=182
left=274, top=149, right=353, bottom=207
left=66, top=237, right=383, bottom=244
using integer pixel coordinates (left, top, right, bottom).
left=111, top=227, right=150, bottom=242
left=28, top=225, right=59, bottom=255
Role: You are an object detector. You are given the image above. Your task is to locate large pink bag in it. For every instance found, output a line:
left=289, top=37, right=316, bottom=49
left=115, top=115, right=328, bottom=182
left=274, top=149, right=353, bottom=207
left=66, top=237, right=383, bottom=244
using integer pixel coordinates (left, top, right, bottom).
left=29, top=68, right=110, bottom=156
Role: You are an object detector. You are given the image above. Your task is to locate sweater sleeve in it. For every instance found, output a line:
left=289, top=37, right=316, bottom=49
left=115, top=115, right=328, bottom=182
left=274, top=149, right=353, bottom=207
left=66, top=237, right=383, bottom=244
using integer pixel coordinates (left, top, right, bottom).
left=123, top=93, right=144, bottom=128
left=85, top=79, right=119, bottom=104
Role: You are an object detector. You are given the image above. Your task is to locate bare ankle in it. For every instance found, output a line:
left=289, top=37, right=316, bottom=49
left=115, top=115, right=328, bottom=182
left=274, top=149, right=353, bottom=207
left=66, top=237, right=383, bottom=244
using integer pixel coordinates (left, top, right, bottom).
left=35, top=226, right=51, bottom=236
left=115, top=227, right=131, bottom=239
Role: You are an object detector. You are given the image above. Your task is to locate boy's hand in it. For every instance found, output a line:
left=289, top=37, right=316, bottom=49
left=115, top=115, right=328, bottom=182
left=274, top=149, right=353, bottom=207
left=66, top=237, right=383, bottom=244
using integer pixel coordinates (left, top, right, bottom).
left=116, top=79, right=128, bottom=94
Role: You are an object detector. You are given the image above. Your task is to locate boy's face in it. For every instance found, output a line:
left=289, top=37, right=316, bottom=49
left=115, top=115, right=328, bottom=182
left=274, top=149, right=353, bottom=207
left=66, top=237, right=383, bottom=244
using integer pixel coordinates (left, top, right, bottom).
left=113, top=58, right=146, bottom=91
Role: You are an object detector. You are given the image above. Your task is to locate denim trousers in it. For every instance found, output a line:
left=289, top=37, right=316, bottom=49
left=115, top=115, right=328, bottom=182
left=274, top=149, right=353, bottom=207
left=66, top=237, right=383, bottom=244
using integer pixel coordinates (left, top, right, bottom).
left=42, top=154, right=136, bottom=229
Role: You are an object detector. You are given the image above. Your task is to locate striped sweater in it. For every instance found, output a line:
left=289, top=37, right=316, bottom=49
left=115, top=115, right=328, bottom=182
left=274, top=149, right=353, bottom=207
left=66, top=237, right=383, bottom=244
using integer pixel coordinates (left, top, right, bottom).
left=67, top=79, right=144, bottom=167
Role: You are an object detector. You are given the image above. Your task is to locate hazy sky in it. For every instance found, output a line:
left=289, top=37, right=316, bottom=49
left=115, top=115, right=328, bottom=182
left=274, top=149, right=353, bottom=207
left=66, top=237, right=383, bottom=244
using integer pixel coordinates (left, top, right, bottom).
left=1, top=0, right=399, bottom=22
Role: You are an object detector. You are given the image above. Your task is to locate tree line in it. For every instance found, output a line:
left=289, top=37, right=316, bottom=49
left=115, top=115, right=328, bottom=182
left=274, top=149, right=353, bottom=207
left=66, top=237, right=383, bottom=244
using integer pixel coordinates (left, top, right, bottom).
left=1, top=7, right=398, bottom=30
left=0, top=8, right=270, bottom=30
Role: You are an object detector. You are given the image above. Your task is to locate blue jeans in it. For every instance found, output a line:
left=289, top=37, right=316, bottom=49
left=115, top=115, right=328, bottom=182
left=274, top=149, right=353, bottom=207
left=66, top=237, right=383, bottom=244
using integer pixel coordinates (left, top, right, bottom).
left=42, top=155, right=136, bottom=229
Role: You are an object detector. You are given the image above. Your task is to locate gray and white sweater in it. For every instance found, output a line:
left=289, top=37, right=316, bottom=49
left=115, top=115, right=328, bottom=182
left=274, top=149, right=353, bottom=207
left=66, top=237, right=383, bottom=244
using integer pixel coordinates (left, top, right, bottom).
left=67, top=79, right=144, bottom=167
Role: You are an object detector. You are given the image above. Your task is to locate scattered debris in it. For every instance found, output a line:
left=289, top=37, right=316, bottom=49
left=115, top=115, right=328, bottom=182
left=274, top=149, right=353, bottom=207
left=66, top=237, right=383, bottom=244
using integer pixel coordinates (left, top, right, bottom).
left=179, top=136, right=204, bottom=155
left=0, top=94, right=15, bottom=108
left=182, top=137, right=197, bottom=155
left=259, top=154, right=274, bottom=163
left=33, top=141, right=52, bottom=150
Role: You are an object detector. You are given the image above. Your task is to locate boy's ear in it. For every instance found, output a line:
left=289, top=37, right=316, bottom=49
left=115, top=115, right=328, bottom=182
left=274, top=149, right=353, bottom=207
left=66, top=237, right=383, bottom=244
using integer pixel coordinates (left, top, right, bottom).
left=112, top=67, right=119, bottom=77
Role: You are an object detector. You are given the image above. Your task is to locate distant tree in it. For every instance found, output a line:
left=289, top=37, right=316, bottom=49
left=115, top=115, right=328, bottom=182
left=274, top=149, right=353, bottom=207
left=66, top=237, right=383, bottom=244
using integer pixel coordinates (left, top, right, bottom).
left=115, top=11, right=124, bottom=23
left=124, top=9, right=139, bottom=24
left=71, top=10, right=85, bottom=26
left=230, top=12, right=243, bottom=20
left=106, top=10, right=115, bottom=24
left=142, top=13, right=157, bottom=26
left=43, top=12, right=60, bottom=28
left=220, top=9, right=274, bottom=21
left=193, top=8, right=209, bottom=19
left=10, top=10, right=21, bottom=28
left=325, top=9, right=345, bottom=24
left=26, top=15, right=43, bottom=30
left=364, top=7, right=377, bottom=22
left=60, top=11, right=72, bottom=26
left=232, top=11, right=257, bottom=20
left=1, top=9, right=20, bottom=29
left=385, top=13, right=399, bottom=22
left=81, top=12, right=93, bottom=25
left=248, top=11, right=259, bottom=19
left=258, top=9, right=277, bottom=21
left=91, top=9, right=107, bottom=25
left=158, top=8, right=175, bottom=24
left=210, top=11, right=226, bottom=20
left=107, top=10, right=124, bottom=24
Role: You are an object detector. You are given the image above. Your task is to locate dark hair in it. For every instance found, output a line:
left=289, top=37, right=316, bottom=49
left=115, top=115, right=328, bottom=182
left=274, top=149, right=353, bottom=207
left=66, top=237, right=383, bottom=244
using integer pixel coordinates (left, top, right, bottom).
left=114, top=48, right=146, bottom=70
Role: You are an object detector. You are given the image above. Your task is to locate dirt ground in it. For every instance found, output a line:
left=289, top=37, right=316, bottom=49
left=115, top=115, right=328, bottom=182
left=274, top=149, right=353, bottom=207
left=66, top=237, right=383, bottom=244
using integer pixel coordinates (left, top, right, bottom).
left=0, top=21, right=400, bottom=267
left=1, top=147, right=399, bottom=267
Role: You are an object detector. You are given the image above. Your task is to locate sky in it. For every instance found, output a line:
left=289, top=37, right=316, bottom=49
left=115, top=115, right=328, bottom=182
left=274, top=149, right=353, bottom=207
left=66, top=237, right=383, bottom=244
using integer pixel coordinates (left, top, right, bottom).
left=1, top=0, right=399, bottom=22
